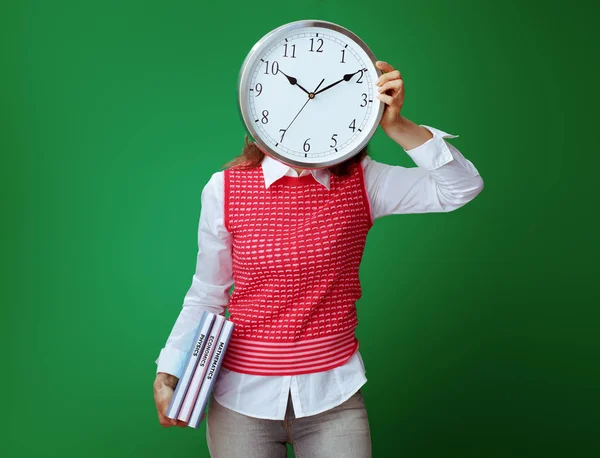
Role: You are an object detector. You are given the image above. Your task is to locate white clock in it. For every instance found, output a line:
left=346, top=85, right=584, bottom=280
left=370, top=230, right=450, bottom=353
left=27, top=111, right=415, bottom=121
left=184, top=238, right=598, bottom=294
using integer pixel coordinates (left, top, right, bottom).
left=238, top=19, right=384, bottom=169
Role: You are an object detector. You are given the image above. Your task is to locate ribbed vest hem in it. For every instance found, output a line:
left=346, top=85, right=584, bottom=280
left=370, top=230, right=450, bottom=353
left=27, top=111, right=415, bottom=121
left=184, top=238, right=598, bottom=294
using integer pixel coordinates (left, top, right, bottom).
left=221, top=327, right=359, bottom=376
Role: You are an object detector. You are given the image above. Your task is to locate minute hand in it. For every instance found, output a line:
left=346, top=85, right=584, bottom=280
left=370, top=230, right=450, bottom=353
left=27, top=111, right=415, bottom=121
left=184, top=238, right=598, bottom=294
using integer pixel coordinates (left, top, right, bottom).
left=313, top=69, right=364, bottom=96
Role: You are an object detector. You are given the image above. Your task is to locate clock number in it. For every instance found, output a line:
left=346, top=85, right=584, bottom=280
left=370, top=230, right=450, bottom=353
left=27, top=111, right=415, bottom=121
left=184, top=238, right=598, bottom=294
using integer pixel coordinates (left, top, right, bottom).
left=360, top=93, right=367, bottom=107
left=279, top=129, right=286, bottom=142
left=349, top=119, right=356, bottom=132
left=340, top=49, right=345, bottom=63
left=303, top=138, right=311, bottom=152
left=356, top=70, right=364, bottom=84
left=255, top=83, right=263, bottom=96
left=330, top=134, right=338, bottom=148
left=261, top=110, right=269, bottom=124
left=264, top=60, right=280, bottom=75
left=309, top=38, right=323, bottom=53
left=283, top=43, right=296, bottom=58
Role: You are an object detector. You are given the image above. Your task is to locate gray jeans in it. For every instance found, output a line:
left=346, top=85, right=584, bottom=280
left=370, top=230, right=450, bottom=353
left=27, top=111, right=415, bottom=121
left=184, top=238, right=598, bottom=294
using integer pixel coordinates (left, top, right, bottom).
left=206, top=389, right=372, bottom=457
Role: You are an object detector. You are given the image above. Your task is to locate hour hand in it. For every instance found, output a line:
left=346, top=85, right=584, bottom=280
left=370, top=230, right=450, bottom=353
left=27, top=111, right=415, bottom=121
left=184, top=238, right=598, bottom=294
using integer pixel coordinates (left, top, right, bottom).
left=278, top=69, right=311, bottom=95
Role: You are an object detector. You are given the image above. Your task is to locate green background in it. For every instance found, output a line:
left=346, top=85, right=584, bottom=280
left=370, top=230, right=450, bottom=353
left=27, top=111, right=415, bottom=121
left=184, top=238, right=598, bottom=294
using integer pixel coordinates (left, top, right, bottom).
left=2, top=0, right=598, bottom=457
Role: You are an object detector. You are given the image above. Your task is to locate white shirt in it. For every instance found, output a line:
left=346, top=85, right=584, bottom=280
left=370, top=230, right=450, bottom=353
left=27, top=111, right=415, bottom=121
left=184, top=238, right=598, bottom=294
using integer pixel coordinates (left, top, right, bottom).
left=155, top=125, right=483, bottom=420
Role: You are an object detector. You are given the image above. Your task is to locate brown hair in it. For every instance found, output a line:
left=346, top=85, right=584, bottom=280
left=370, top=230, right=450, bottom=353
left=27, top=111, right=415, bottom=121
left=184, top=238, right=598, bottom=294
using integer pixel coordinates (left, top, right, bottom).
left=221, top=134, right=369, bottom=178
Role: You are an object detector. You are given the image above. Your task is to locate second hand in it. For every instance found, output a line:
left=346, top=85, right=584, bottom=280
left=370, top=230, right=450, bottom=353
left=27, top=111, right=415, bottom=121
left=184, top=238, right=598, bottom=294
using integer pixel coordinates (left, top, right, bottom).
left=280, top=78, right=325, bottom=143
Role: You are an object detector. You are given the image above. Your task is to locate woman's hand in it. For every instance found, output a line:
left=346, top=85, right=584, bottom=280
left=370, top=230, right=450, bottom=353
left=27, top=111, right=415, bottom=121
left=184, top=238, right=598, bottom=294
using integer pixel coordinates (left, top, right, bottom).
left=375, top=61, right=404, bottom=133
left=375, top=60, right=433, bottom=150
left=154, top=372, right=205, bottom=428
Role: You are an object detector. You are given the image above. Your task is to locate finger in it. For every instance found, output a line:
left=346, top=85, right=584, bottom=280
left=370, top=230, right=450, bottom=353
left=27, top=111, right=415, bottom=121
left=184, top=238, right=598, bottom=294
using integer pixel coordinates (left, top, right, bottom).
left=159, top=414, right=175, bottom=427
left=376, top=92, right=394, bottom=105
left=161, top=413, right=178, bottom=427
left=158, top=407, right=177, bottom=426
left=157, top=399, right=169, bottom=416
left=378, top=79, right=403, bottom=95
left=376, top=69, right=402, bottom=87
left=375, top=60, right=395, bottom=73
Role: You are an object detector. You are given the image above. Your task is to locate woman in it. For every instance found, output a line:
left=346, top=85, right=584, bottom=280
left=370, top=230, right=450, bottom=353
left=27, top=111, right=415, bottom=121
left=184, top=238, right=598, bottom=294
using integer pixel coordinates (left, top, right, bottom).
left=153, top=61, right=484, bottom=457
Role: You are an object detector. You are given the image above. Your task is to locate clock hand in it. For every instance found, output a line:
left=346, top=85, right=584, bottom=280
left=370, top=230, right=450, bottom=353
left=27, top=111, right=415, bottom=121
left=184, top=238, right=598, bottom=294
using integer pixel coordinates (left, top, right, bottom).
left=313, top=69, right=365, bottom=96
left=280, top=78, right=325, bottom=143
left=282, top=98, right=310, bottom=138
left=278, top=69, right=311, bottom=96
left=313, top=78, right=325, bottom=93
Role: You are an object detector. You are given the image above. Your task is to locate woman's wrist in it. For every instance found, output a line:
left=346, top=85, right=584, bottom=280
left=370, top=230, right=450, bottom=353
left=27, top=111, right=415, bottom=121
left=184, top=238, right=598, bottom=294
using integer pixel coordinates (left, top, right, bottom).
left=385, top=115, right=433, bottom=151
left=155, top=372, right=179, bottom=389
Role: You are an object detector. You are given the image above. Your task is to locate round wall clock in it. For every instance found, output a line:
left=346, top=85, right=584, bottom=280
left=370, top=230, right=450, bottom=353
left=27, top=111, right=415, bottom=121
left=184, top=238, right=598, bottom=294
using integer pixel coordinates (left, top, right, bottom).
left=238, top=19, right=384, bottom=169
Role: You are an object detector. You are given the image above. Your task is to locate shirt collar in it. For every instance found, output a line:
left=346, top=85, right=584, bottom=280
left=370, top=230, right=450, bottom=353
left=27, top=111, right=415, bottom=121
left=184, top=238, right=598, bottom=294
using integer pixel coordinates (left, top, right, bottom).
left=260, top=153, right=331, bottom=190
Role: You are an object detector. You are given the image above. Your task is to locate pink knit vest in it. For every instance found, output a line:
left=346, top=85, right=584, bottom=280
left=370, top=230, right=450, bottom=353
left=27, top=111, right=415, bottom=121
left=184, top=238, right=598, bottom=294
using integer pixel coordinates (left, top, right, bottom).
left=220, top=160, right=373, bottom=376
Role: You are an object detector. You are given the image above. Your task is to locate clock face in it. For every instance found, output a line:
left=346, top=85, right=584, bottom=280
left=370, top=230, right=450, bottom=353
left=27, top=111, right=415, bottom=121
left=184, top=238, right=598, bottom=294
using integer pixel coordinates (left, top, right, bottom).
left=238, top=20, right=384, bottom=169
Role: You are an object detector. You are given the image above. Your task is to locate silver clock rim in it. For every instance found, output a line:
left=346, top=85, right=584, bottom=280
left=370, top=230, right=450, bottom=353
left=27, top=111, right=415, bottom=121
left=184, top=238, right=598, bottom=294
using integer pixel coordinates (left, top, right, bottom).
left=237, top=19, right=384, bottom=170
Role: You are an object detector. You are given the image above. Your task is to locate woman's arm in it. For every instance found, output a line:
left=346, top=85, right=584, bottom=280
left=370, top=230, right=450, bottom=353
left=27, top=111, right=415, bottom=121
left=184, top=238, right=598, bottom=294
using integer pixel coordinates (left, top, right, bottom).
left=155, top=171, right=234, bottom=379
left=363, top=61, right=483, bottom=218
left=363, top=125, right=483, bottom=218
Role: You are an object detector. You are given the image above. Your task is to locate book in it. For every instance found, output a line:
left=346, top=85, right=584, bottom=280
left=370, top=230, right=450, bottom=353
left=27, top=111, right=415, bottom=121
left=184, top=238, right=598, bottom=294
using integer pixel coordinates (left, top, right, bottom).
left=176, top=314, right=226, bottom=423
left=165, top=310, right=215, bottom=419
left=188, top=318, right=234, bottom=429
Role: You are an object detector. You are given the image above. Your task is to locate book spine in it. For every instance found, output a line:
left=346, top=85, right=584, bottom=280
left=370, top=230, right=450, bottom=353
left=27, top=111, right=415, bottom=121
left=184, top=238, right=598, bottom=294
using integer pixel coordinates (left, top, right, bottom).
left=177, top=314, right=225, bottom=422
left=188, top=319, right=235, bottom=429
left=166, top=311, right=215, bottom=419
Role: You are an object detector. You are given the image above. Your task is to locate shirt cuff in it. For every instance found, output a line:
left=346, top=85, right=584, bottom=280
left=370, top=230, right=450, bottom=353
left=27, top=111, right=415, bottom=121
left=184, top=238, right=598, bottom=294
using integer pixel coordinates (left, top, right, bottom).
left=155, top=347, right=189, bottom=379
left=404, top=125, right=458, bottom=170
